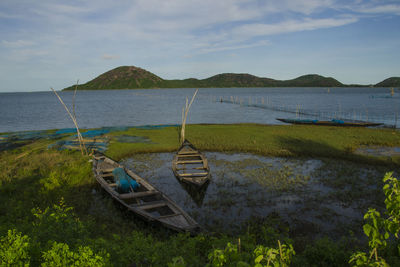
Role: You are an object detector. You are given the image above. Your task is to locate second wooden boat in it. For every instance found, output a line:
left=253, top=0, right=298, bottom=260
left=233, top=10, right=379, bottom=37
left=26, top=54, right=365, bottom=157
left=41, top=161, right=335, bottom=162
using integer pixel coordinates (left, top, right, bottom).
left=93, top=153, right=199, bottom=232
left=277, top=118, right=382, bottom=127
left=172, top=140, right=210, bottom=187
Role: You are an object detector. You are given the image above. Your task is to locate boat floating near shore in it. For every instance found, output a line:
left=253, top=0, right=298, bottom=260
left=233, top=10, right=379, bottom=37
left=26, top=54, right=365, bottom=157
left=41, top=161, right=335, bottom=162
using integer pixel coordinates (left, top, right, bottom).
left=93, top=153, right=200, bottom=232
left=172, top=140, right=211, bottom=187
left=277, top=118, right=383, bottom=127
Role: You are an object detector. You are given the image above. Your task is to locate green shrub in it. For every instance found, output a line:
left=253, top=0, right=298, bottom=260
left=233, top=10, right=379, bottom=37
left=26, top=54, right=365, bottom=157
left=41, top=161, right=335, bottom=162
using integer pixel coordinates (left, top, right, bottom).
left=31, top=198, right=88, bottom=247
left=41, top=241, right=108, bottom=267
left=0, top=229, right=30, bottom=266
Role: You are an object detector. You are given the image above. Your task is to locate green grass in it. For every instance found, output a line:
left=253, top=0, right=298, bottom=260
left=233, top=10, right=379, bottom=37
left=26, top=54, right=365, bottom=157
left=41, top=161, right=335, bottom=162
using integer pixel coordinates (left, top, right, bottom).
left=107, top=124, right=400, bottom=166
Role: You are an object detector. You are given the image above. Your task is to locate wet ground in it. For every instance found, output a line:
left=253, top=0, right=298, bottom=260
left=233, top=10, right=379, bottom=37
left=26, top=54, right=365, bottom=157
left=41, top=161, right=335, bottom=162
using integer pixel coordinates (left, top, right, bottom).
left=355, top=146, right=400, bottom=157
left=121, top=152, right=398, bottom=238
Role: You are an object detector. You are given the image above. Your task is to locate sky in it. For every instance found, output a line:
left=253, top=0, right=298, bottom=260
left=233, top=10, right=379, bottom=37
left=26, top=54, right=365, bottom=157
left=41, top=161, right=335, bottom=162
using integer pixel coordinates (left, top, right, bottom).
left=0, top=0, right=400, bottom=92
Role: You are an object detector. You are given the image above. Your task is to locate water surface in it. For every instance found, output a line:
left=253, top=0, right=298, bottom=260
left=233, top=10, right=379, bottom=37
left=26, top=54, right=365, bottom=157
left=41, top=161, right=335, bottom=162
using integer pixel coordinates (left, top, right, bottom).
left=1, top=87, right=399, bottom=132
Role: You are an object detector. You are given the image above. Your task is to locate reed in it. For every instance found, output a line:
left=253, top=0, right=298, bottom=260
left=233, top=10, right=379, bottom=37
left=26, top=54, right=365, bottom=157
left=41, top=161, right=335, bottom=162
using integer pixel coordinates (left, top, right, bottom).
left=51, top=82, right=87, bottom=155
left=180, top=89, right=198, bottom=144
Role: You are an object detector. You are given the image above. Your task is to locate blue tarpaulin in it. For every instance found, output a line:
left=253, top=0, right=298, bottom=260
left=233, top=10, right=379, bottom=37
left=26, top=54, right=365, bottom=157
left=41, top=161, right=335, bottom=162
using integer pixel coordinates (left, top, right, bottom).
left=112, top=167, right=139, bottom=193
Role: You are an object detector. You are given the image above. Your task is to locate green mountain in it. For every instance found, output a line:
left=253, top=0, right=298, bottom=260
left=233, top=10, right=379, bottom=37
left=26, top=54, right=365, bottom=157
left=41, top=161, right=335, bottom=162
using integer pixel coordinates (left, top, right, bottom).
left=63, top=65, right=382, bottom=90
left=280, top=74, right=343, bottom=87
left=63, top=66, right=164, bottom=90
left=375, top=77, right=400, bottom=87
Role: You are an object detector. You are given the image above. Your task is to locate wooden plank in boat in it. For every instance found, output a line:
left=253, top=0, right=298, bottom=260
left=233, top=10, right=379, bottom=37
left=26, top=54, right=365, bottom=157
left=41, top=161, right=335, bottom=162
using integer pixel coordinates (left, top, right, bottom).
left=176, top=160, right=203, bottom=164
left=158, top=213, right=182, bottom=219
left=179, top=172, right=208, bottom=177
left=178, top=151, right=198, bottom=155
left=176, top=166, right=205, bottom=170
left=101, top=173, right=113, bottom=178
left=134, top=201, right=167, bottom=210
left=119, top=190, right=160, bottom=200
left=102, top=168, right=115, bottom=173
left=177, top=154, right=201, bottom=158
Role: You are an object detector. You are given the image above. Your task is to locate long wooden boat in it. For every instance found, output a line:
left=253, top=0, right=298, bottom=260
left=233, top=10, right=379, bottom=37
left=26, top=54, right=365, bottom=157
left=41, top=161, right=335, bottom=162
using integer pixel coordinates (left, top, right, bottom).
left=92, top=153, right=199, bottom=232
left=172, top=140, right=210, bottom=187
left=277, top=118, right=382, bottom=127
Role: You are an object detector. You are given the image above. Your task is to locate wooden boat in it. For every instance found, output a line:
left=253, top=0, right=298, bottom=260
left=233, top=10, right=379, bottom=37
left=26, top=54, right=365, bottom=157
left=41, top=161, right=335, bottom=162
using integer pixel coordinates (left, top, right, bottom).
left=172, top=140, right=210, bottom=187
left=92, top=153, right=199, bottom=232
left=276, top=118, right=382, bottom=127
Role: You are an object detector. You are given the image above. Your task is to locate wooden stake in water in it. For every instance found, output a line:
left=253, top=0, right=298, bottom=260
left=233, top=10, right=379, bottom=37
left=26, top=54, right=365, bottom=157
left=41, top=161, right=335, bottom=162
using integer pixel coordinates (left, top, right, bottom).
left=51, top=85, right=87, bottom=155
left=180, top=89, right=198, bottom=144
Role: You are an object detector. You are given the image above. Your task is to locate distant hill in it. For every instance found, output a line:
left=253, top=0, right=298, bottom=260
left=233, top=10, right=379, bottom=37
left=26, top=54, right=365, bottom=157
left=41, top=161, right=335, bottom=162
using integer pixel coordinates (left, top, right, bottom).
left=63, top=65, right=395, bottom=90
left=63, top=66, right=164, bottom=90
left=280, top=74, right=343, bottom=87
left=375, top=77, right=400, bottom=87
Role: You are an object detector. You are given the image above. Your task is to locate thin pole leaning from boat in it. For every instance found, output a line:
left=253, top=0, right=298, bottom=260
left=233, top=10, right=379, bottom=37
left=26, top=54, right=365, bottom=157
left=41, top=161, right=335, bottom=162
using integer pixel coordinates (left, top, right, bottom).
left=180, top=89, right=198, bottom=144
left=51, top=85, right=87, bottom=155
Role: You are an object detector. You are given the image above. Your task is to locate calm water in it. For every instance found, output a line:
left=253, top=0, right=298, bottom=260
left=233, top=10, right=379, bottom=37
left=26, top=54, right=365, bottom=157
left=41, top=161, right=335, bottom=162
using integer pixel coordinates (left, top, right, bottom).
left=0, top=87, right=399, bottom=132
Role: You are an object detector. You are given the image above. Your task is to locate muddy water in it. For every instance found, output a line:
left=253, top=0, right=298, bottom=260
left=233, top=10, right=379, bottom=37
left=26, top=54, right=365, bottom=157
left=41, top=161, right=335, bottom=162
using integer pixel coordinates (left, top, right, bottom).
left=121, top=153, right=394, bottom=237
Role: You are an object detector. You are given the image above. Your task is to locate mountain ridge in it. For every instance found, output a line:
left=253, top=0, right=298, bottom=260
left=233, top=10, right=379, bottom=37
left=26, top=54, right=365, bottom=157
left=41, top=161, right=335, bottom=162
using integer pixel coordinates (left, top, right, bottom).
left=63, top=66, right=398, bottom=90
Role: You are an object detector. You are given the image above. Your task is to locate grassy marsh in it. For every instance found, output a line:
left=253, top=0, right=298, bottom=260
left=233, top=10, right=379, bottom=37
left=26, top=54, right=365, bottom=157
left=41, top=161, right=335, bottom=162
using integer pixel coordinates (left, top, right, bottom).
left=106, top=124, right=400, bottom=166
left=1, top=124, right=399, bottom=266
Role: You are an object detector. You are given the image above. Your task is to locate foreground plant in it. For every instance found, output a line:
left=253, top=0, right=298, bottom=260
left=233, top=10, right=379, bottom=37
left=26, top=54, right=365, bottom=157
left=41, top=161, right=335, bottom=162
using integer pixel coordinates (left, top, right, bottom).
left=0, top=229, right=30, bottom=266
left=254, top=241, right=295, bottom=267
left=349, top=172, right=400, bottom=266
left=42, top=242, right=108, bottom=267
left=207, top=240, right=295, bottom=267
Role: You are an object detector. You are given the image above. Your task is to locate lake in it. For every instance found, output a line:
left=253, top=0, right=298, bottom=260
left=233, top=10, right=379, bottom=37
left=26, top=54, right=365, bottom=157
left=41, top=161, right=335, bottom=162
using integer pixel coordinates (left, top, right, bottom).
left=0, top=87, right=399, bottom=133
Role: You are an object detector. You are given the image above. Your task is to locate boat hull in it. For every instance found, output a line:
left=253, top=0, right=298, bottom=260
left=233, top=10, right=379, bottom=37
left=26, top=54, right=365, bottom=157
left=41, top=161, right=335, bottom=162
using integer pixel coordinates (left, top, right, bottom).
left=93, top=153, right=199, bottom=232
left=277, top=118, right=382, bottom=127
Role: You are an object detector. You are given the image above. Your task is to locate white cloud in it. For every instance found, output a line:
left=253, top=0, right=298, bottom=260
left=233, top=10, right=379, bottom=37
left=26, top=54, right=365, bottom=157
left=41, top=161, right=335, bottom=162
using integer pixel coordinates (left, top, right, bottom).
left=2, top=40, right=36, bottom=48
left=357, top=4, right=400, bottom=15
left=337, top=1, right=400, bottom=15
left=231, top=17, right=358, bottom=38
left=265, top=0, right=336, bottom=15
left=193, top=40, right=270, bottom=54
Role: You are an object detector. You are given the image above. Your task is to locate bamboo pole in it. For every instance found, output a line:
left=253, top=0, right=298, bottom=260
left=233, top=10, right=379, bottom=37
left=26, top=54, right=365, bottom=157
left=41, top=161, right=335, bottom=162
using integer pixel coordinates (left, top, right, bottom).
left=180, top=89, right=198, bottom=144
left=72, top=80, right=78, bottom=119
left=71, top=81, right=87, bottom=152
left=51, top=87, right=87, bottom=155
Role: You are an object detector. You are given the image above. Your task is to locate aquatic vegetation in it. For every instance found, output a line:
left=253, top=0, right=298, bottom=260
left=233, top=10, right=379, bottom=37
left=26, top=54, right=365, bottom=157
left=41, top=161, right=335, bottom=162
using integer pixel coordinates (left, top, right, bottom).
left=213, top=157, right=312, bottom=192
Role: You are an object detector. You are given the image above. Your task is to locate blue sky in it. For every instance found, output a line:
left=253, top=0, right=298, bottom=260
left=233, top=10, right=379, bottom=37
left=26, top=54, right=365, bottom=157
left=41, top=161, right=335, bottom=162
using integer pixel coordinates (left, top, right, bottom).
left=0, top=0, right=399, bottom=92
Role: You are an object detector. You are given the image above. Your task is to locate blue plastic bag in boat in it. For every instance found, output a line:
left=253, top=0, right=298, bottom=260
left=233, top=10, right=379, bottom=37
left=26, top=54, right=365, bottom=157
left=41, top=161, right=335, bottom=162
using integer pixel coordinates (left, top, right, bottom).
left=112, top=167, right=139, bottom=193
left=331, top=119, right=345, bottom=124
